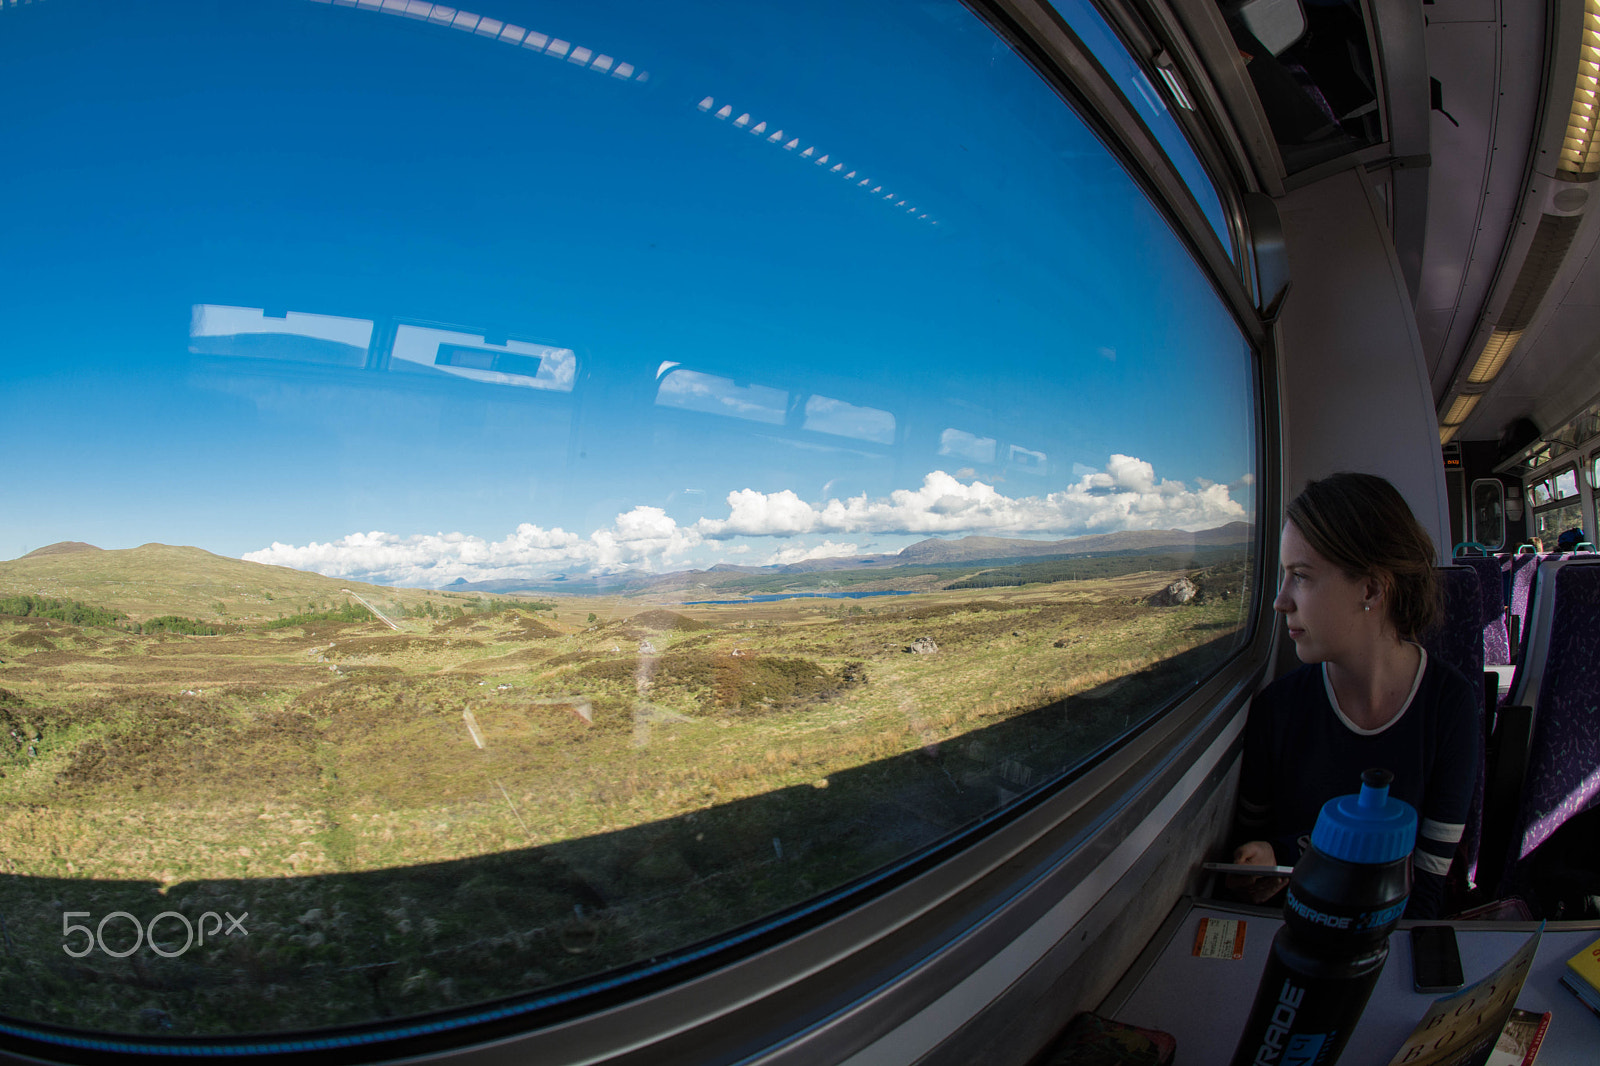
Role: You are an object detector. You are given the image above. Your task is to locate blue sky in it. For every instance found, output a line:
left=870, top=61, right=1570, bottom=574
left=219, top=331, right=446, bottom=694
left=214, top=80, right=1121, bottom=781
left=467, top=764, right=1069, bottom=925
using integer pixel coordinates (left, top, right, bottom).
left=1, top=0, right=1256, bottom=585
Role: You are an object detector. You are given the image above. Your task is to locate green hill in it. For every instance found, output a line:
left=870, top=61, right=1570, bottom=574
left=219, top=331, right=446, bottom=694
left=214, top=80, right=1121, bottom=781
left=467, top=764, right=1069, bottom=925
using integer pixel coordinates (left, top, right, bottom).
left=0, top=542, right=482, bottom=624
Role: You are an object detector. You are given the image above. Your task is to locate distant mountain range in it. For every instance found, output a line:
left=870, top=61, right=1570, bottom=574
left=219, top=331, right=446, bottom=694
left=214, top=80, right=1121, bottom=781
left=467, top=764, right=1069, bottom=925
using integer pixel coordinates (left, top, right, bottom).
left=0, top=542, right=457, bottom=623
left=437, top=522, right=1254, bottom=595
left=4, top=522, right=1253, bottom=609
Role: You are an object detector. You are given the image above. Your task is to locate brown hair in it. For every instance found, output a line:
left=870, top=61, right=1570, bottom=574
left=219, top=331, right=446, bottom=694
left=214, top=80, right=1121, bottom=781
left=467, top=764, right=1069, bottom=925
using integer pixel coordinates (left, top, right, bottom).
left=1285, top=472, right=1439, bottom=639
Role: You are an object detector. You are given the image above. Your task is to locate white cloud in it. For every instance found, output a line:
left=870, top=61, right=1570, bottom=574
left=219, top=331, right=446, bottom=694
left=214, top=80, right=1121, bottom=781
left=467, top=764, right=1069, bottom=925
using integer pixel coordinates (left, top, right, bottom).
left=695, top=455, right=1245, bottom=540
left=245, top=454, right=1246, bottom=586
left=764, top=540, right=861, bottom=566
left=243, top=506, right=703, bottom=587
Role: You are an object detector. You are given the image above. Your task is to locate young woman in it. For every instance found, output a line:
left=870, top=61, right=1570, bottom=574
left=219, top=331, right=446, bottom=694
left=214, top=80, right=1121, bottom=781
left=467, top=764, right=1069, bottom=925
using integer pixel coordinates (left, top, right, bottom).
left=1231, top=472, right=1479, bottom=919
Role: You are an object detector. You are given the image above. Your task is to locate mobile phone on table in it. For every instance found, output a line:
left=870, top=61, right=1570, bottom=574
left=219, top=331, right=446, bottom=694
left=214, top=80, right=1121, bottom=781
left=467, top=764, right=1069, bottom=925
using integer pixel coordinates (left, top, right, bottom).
left=1411, top=925, right=1464, bottom=993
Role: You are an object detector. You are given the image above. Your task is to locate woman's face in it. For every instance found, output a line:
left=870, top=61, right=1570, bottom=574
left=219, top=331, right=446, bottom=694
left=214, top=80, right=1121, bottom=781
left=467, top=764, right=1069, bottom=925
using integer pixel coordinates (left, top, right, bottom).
left=1273, top=520, right=1375, bottom=663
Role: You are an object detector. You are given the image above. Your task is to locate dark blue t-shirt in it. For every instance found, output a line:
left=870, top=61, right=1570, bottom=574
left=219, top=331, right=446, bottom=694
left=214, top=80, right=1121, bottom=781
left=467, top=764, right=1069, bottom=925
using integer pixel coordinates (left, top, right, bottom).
left=1236, top=648, right=1479, bottom=919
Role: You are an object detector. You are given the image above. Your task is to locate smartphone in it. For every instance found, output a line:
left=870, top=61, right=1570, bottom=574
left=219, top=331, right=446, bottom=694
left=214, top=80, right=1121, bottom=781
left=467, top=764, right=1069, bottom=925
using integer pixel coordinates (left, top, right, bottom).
left=1411, top=925, right=1464, bottom=993
left=1201, top=862, right=1294, bottom=877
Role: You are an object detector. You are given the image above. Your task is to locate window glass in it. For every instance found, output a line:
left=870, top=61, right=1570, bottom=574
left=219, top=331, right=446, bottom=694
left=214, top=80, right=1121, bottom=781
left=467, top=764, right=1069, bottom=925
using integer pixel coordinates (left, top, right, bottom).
left=1532, top=501, right=1584, bottom=548
left=1050, top=0, right=1233, bottom=253
left=1468, top=479, right=1504, bottom=552
left=1553, top=467, right=1579, bottom=500
left=0, top=0, right=1257, bottom=1043
left=1531, top=480, right=1553, bottom=507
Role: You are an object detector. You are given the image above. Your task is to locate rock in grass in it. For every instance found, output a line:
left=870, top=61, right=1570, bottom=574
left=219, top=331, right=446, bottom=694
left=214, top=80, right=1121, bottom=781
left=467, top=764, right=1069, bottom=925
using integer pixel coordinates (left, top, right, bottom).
left=905, top=636, right=938, bottom=655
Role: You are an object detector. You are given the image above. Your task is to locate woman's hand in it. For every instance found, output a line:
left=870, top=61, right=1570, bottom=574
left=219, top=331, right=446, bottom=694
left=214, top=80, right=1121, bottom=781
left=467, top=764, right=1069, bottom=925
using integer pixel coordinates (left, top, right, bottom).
left=1225, top=840, right=1289, bottom=904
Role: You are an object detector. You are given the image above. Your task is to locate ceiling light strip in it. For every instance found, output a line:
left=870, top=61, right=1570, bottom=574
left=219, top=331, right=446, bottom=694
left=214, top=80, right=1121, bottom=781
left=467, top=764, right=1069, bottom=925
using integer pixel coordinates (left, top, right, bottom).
left=1559, top=0, right=1600, bottom=176
left=1466, top=329, right=1523, bottom=385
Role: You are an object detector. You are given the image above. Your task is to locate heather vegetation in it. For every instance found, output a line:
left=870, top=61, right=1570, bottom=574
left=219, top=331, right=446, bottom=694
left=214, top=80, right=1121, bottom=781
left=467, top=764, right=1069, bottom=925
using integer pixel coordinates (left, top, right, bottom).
left=0, top=549, right=1250, bottom=1036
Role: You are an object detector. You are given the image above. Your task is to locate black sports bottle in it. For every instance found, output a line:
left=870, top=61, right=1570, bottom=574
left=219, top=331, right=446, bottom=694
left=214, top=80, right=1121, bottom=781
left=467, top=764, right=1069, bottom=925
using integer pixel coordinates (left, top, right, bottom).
left=1228, top=767, right=1417, bottom=1066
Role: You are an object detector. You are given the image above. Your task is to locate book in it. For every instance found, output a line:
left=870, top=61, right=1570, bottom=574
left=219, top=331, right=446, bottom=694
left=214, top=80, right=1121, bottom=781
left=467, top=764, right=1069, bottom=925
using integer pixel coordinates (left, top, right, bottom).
left=1386, top=925, right=1542, bottom=1066
left=1033, top=1012, right=1175, bottom=1065
left=1560, top=932, right=1600, bottom=1018
left=1483, top=1008, right=1551, bottom=1066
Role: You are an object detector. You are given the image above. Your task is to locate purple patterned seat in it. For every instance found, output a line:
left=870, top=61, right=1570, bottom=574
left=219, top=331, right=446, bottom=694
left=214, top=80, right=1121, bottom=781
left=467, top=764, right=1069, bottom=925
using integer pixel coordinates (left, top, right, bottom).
left=1457, top=555, right=1511, bottom=666
left=1500, top=560, right=1600, bottom=898
left=1505, top=552, right=1543, bottom=674
left=1421, top=566, right=1486, bottom=889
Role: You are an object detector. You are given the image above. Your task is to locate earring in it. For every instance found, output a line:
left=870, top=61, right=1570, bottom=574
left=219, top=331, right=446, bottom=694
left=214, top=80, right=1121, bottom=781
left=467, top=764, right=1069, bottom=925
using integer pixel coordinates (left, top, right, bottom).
left=1363, top=604, right=1371, bottom=612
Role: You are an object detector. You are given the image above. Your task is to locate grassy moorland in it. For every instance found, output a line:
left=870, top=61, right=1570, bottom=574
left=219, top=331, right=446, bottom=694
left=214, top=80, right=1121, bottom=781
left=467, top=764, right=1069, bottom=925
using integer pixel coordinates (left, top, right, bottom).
left=0, top=549, right=1249, bottom=1036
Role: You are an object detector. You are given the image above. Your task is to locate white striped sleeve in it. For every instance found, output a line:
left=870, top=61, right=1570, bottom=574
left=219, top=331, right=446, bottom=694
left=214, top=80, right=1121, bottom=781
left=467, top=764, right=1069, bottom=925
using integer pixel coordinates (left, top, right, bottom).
left=1419, top=818, right=1465, bottom=846
left=1412, top=848, right=1453, bottom=876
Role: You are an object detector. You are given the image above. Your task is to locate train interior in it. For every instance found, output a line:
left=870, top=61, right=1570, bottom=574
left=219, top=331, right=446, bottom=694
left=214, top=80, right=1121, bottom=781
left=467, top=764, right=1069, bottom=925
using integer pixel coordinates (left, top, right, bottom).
left=1, top=0, right=1598, bottom=1062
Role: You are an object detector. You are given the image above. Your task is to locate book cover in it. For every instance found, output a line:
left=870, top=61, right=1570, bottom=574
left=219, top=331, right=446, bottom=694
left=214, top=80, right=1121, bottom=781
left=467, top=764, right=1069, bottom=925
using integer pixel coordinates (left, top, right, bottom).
left=1562, top=932, right=1600, bottom=993
left=1483, top=1008, right=1551, bottom=1066
left=1385, top=926, right=1542, bottom=1066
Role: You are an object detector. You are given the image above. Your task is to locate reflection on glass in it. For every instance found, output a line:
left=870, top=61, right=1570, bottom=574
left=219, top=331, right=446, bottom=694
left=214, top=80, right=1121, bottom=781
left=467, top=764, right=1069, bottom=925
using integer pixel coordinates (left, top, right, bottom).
left=391, top=325, right=576, bottom=392
left=189, top=304, right=374, bottom=367
left=1532, top=481, right=1553, bottom=506
left=655, top=368, right=788, bottom=424
left=1049, top=0, right=1231, bottom=250
left=802, top=395, right=896, bottom=444
left=1, top=0, right=1257, bottom=1045
left=939, top=428, right=998, bottom=464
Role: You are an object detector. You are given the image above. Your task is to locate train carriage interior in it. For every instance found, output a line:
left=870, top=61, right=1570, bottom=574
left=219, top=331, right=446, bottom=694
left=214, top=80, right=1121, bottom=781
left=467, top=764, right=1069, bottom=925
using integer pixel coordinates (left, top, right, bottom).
left=1, top=0, right=1598, bottom=1062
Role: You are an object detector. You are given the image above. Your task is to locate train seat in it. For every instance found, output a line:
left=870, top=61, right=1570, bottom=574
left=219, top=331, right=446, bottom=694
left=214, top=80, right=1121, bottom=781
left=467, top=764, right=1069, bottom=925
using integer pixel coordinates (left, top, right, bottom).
left=1454, top=555, right=1512, bottom=672
left=1494, top=559, right=1600, bottom=906
left=1504, top=552, right=1543, bottom=680
left=1420, top=565, right=1488, bottom=892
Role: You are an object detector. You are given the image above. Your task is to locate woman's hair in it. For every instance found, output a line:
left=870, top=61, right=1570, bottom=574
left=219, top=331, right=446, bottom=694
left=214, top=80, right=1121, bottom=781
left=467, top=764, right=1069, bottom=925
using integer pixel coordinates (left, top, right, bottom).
left=1285, top=472, right=1439, bottom=639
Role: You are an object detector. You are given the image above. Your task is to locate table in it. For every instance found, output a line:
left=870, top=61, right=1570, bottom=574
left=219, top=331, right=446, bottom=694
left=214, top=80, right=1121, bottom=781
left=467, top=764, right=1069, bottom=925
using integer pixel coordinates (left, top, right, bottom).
left=1101, top=898, right=1600, bottom=1065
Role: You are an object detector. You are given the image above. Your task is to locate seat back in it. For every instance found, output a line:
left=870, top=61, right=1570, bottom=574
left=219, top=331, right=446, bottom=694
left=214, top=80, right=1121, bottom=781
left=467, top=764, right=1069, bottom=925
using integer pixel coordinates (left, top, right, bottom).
left=1507, top=552, right=1543, bottom=663
left=1420, top=565, right=1486, bottom=889
left=1456, top=555, right=1511, bottom=666
left=1503, top=560, right=1600, bottom=888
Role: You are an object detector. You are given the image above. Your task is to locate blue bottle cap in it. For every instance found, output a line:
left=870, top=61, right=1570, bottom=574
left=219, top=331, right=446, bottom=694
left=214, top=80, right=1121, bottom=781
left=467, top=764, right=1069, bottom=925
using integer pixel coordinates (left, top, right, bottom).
left=1310, top=768, right=1418, bottom=864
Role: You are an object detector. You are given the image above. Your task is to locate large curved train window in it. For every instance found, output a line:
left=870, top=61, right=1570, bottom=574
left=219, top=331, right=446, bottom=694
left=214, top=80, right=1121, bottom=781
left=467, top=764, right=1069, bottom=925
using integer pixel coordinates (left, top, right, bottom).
left=0, top=0, right=1257, bottom=1043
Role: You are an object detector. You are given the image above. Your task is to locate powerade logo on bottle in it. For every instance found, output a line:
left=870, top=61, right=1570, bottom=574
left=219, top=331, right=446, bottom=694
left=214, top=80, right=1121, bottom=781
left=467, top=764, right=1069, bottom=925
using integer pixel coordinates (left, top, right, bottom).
left=1284, top=888, right=1407, bottom=932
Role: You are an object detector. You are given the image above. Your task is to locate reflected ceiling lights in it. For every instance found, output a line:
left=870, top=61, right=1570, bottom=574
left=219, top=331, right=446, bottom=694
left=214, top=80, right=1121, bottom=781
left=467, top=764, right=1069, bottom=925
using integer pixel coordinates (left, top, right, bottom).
left=697, top=96, right=938, bottom=225
left=308, top=0, right=650, bottom=83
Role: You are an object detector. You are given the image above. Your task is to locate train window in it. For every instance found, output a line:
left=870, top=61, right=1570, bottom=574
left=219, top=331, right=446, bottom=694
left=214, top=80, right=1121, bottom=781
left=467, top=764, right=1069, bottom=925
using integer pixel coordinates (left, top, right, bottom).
left=1469, top=479, right=1505, bottom=552
left=1590, top=455, right=1600, bottom=491
left=1552, top=467, right=1580, bottom=500
left=0, top=0, right=1257, bottom=1047
left=1048, top=0, right=1234, bottom=253
left=1530, top=468, right=1584, bottom=547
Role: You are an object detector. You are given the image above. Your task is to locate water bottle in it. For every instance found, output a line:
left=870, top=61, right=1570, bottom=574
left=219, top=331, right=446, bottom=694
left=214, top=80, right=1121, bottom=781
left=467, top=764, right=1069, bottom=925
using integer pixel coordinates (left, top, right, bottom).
left=1228, top=767, right=1416, bottom=1066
